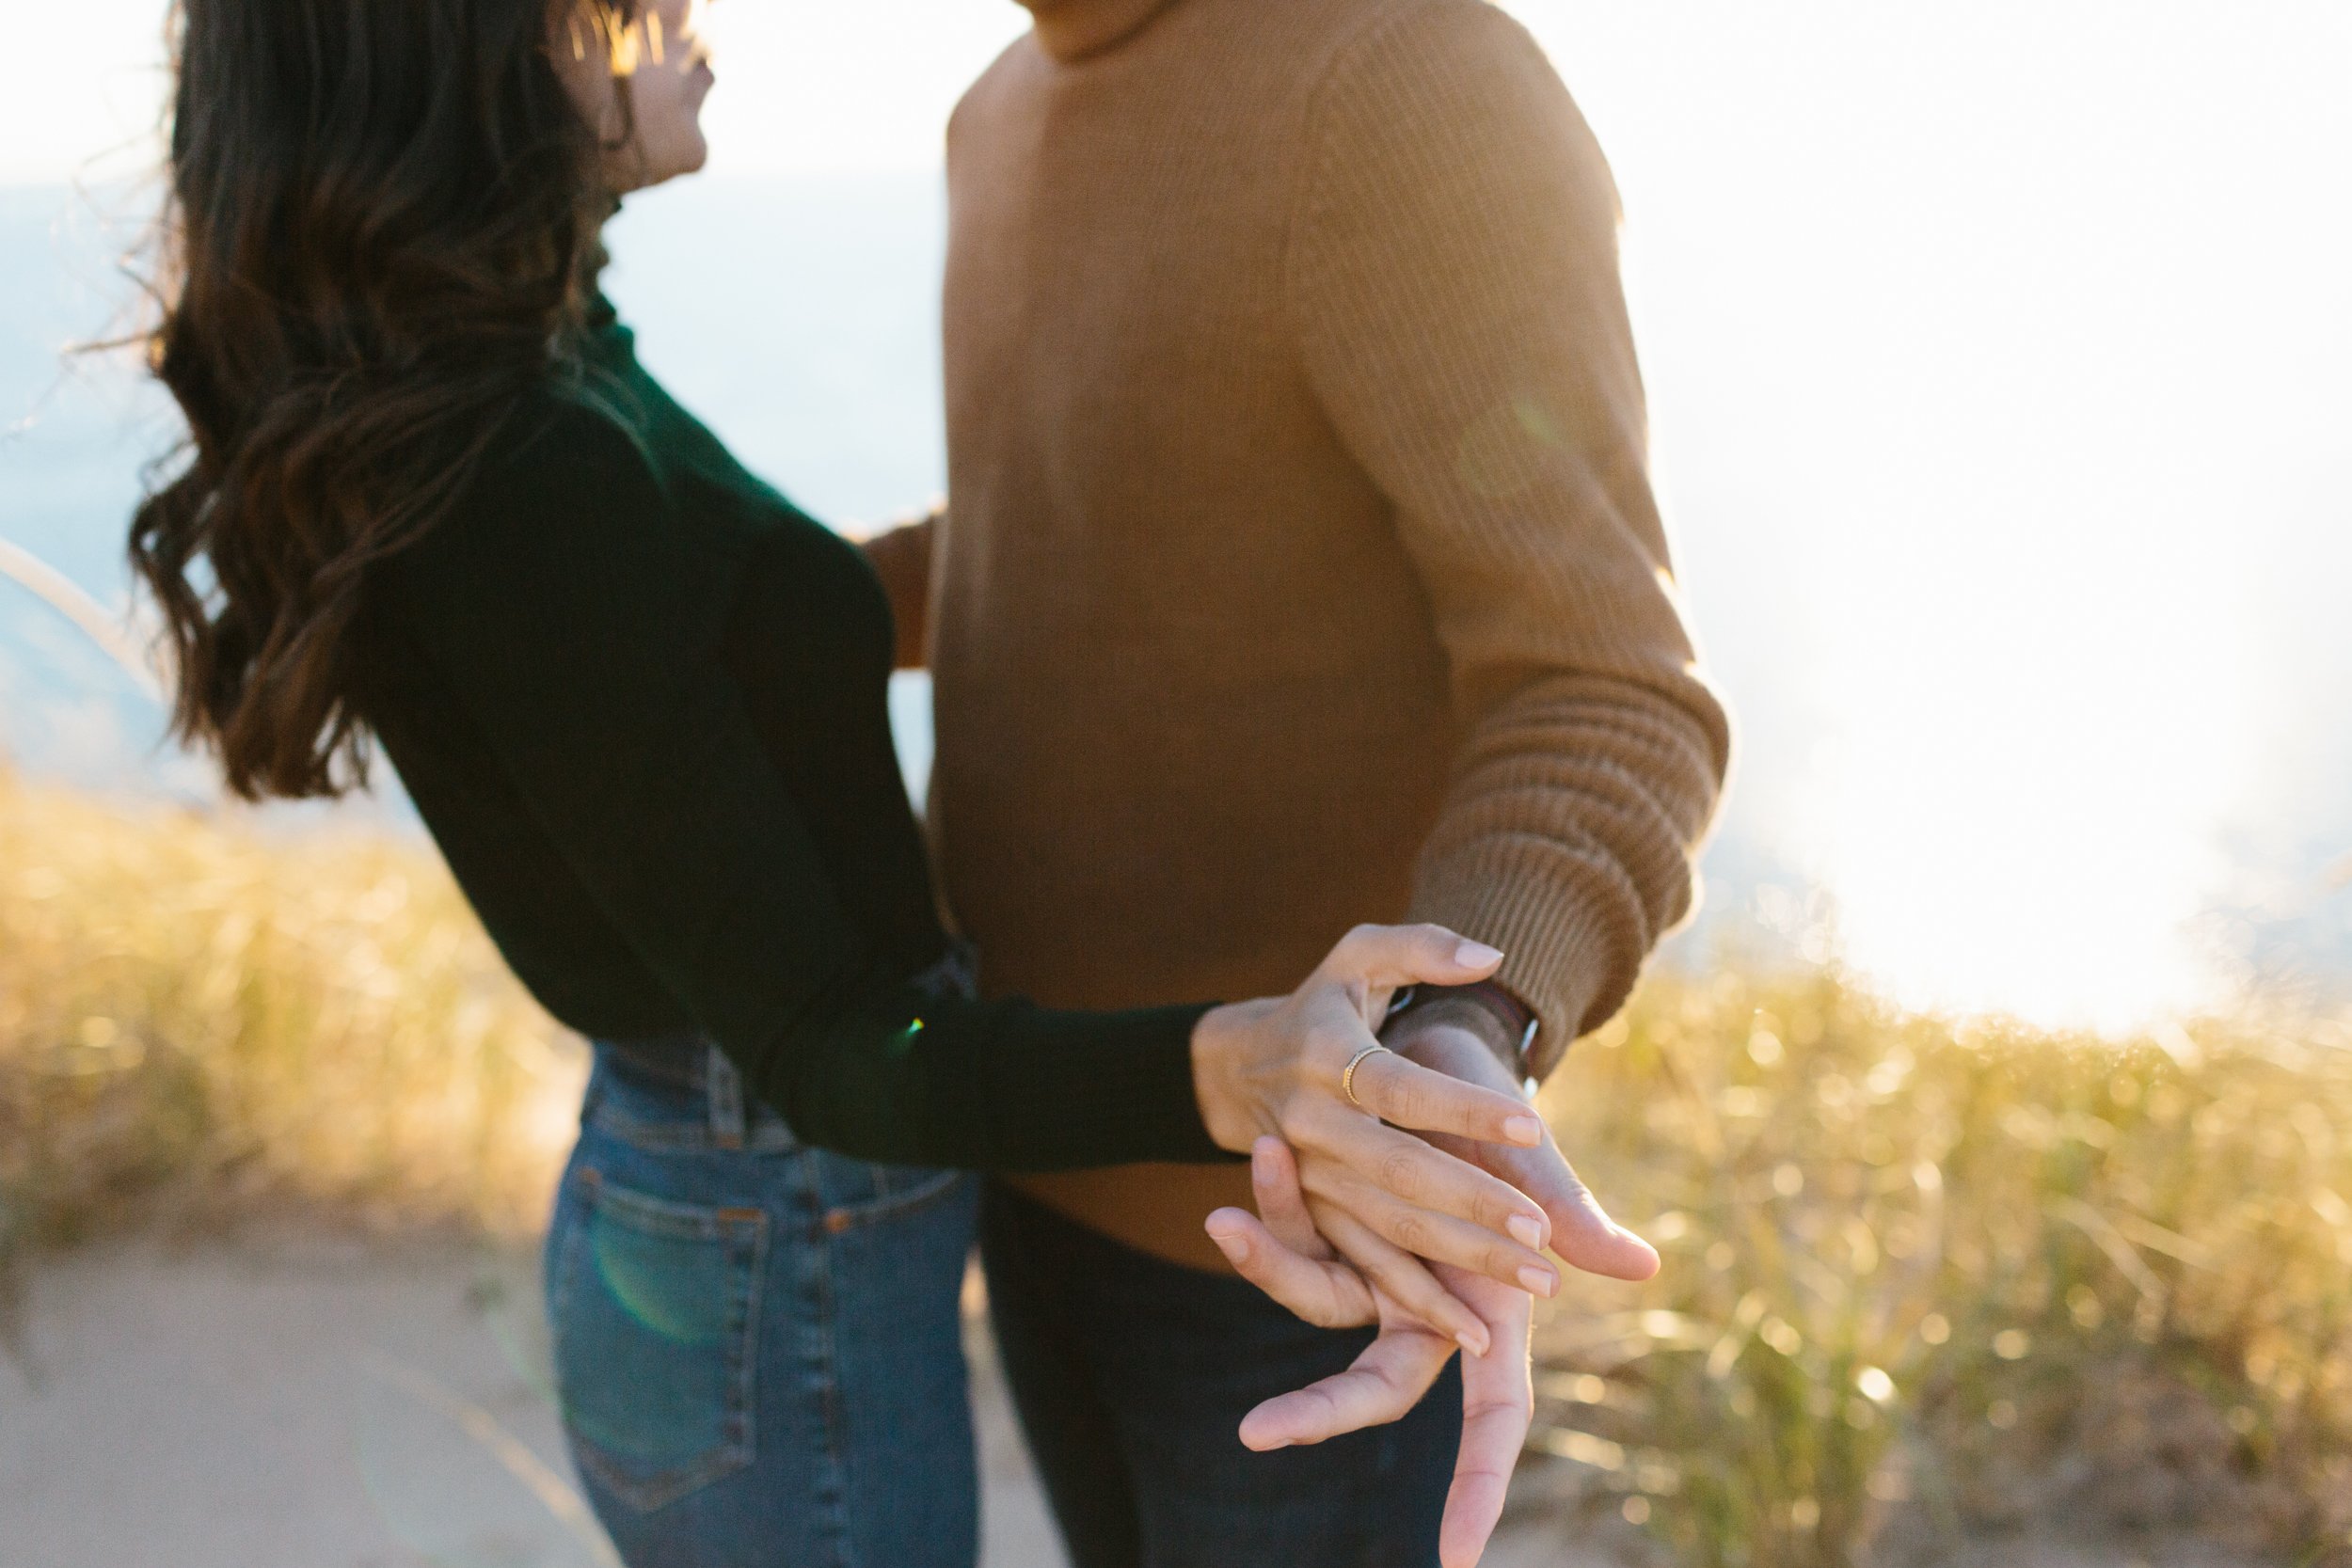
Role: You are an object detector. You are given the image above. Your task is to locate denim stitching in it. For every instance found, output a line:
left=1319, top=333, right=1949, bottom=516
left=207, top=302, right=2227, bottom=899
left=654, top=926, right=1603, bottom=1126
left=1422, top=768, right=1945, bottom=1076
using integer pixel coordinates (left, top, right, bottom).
left=792, top=1144, right=859, bottom=1568
left=556, top=1167, right=769, bottom=1513
left=586, top=1098, right=801, bottom=1155
left=706, top=1043, right=747, bottom=1149
left=723, top=1193, right=766, bottom=1483
left=818, top=1168, right=967, bottom=1234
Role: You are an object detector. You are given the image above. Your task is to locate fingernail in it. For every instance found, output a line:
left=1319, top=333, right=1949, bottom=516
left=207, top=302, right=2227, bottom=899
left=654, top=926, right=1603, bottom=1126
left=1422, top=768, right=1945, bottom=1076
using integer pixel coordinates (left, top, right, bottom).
left=1455, top=940, right=1504, bottom=967
left=1507, top=1214, right=1544, bottom=1250
left=1518, top=1265, right=1559, bottom=1298
left=1504, top=1114, right=1544, bottom=1147
left=1456, top=1327, right=1490, bottom=1357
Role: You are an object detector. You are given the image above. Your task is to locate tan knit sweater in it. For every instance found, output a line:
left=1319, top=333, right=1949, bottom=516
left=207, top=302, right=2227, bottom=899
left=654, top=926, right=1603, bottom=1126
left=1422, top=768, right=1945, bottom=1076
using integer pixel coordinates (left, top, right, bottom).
left=867, top=0, right=1729, bottom=1264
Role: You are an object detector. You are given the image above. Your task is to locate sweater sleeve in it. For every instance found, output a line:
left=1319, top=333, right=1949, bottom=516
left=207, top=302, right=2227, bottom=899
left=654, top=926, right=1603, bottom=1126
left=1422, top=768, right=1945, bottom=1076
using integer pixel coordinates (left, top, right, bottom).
left=1288, top=0, right=1731, bottom=1072
left=858, top=506, right=941, bottom=670
left=379, top=400, right=1218, bottom=1169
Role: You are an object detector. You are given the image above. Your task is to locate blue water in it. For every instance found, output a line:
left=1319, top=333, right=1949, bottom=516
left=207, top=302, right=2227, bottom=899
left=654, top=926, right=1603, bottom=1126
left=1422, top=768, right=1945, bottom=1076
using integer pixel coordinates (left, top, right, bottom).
left=4, top=173, right=2346, bottom=1010
left=0, top=175, right=951, bottom=811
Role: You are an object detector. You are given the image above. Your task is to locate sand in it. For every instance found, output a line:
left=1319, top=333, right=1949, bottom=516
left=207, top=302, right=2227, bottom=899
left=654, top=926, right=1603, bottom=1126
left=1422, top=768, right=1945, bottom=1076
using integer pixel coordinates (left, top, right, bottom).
left=0, top=1234, right=2261, bottom=1568
left=0, top=1232, right=1604, bottom=1568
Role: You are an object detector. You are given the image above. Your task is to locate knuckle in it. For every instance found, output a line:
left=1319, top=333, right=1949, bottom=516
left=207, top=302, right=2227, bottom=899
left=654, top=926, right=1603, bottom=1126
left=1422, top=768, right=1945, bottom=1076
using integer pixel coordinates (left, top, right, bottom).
left=1470, top=1185, right=1514, bottom=1230
left=1363, top=1256, right=1415, bottom=1300
left=1389, top=1212, right=1433, bottom=1256
left=1397, top=1275, right=1451, bottom=1319
left=1469, top=1085, right=1517, bottom=1125
left=1375, top=1145, right=1424, bottom=1200
left=1305, top=1291, right=1353, bottom=1330
left=1379, top=1262, right=1428, bottom=1301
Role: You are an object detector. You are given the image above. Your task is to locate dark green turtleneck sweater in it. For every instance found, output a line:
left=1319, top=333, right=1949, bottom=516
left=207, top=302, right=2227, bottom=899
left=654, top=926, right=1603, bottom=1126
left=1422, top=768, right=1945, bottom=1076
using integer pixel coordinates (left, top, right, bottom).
left=358, top=309, right=1221, bottom=1172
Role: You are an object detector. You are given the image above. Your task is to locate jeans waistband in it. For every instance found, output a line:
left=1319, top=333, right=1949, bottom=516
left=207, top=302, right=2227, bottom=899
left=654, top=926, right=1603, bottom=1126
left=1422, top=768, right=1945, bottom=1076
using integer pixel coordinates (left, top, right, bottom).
left=594, top=941, right=980, bottom=1149
left=593, top=1037, right=754, bottom=1147
left=598, top=1033, right=709, bottom=1092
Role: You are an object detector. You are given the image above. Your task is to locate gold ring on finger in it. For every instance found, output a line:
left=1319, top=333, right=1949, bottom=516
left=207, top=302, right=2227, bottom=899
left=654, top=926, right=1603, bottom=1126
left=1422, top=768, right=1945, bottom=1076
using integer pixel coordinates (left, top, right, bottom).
left=1342, top=1043, right=1390, bottom=1109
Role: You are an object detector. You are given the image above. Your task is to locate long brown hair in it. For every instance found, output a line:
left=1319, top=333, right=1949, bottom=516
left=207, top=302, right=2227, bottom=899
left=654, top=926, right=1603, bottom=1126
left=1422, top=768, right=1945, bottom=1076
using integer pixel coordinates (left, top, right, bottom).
left=130, top=0, right=639, bottom=800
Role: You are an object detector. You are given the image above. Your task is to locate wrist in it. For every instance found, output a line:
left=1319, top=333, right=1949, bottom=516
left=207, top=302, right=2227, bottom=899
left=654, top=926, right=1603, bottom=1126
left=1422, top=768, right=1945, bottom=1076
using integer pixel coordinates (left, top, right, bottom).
left=1189, top=999, right=1280, bottom=1152
left=1387, top=1017, right=1524, bottom=1095
left=1383, top=993, right=1517, bottom=1078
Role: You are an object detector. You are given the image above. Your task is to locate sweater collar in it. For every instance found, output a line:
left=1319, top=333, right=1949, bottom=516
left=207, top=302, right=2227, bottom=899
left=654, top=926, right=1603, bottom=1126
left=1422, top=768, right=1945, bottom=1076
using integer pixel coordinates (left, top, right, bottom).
left=1020, top=0, right=1183, bottom=63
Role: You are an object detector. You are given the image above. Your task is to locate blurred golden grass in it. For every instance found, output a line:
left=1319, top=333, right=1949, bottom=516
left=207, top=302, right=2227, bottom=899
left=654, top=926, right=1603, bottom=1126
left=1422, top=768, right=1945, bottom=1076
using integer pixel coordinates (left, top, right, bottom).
left=5, top=768, right=2349, bottom=1563
left=0, top=767, right=580, bottom=1263
left=1536, top=969, right=2352, bottom=1565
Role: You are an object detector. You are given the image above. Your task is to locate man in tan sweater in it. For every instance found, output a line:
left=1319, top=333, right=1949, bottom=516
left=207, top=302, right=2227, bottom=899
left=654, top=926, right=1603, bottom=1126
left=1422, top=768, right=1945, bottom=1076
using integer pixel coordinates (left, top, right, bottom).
left=863, top=0, right=1728, bottom=1560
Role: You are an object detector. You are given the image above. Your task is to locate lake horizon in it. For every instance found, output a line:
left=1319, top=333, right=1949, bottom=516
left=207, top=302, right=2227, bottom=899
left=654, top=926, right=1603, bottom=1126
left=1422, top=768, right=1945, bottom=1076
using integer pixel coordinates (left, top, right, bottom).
left=5, top=158, right=2347, bottom=1030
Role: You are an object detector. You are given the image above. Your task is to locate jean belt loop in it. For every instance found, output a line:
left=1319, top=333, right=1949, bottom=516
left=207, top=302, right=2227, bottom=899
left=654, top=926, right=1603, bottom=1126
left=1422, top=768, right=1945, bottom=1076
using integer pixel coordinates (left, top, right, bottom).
left=706, top=1043, right=747, bottom=1150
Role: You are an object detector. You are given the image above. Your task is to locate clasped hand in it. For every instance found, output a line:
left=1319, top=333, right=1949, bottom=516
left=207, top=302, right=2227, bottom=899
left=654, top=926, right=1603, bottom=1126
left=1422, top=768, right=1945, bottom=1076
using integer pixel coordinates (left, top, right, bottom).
left=1199, top=997, right=1663, bottom=1568
left=1188, top=923, right=1566, bottom=1352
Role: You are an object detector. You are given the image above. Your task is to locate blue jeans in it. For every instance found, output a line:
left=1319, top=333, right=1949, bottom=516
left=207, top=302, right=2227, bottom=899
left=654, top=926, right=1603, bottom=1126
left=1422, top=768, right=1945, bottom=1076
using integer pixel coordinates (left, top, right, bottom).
left=545, top=1044, right=980, bottom=1568
left=980, top=1181, right=1463, bottom=1568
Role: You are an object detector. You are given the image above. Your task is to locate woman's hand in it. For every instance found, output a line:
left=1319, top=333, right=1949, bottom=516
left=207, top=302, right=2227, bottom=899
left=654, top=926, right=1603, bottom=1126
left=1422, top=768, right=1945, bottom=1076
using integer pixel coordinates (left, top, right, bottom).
left=1189, top=925, right=1560, bottom=1327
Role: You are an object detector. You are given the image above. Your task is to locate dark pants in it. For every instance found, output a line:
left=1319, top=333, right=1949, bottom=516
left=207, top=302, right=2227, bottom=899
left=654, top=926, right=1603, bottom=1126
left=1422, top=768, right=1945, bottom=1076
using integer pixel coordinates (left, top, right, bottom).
left=979, top=1180, right=1462, bottom=1568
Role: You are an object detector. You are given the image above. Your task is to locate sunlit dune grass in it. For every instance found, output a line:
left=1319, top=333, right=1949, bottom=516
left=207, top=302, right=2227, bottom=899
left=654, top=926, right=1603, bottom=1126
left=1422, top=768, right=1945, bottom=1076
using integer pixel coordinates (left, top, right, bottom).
left=1540, top=970, right=2352, bottom=1565
left=4, top=767, right=2348, bottom=1564
left=0, top=768, right=580, bottom=1259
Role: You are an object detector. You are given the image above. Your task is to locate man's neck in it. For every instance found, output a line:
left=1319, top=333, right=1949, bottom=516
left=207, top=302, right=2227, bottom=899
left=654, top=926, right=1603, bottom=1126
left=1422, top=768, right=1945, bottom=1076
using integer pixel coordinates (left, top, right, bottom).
left=1021, top=0, right=1181, bottom=63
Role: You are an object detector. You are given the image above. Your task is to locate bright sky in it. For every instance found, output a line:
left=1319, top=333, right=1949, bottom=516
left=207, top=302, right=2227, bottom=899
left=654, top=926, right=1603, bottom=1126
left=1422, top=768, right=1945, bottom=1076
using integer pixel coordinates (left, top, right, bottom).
left=7, top=2, right=2349, bottom=1028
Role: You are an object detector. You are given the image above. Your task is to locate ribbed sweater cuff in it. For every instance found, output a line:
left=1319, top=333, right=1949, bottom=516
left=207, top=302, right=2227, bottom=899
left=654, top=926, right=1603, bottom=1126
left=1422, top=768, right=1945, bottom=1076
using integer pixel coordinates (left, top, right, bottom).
left=1410, top=847, right=1626, bottom=1081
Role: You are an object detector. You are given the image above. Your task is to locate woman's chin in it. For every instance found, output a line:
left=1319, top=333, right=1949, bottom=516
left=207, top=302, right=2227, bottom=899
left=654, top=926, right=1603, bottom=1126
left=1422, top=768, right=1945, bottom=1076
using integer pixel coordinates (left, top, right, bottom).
left=668, top=127, right=712, bottom=176
left=631, top=136, right=711, bottom=194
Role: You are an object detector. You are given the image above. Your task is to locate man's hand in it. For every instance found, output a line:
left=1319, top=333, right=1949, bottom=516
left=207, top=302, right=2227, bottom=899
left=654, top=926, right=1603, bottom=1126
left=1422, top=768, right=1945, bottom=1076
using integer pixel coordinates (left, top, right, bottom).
left=1206, top=1139, right=1533, bottom=1568
left=1223, top=1012, right=1657, bottom=1367
left=1386, top=1011, right=1660, bottom=1286
left=1188, top=926, right=1567, bottom=1335
left=1202, top=1028, right=1659, bottom=1566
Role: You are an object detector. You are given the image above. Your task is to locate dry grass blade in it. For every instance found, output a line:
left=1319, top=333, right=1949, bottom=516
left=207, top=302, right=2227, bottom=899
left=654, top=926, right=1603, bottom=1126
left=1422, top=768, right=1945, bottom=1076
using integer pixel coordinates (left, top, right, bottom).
left=1530, top=972, right=2352, bottom=1566
left=5, top=768, right=2349, bottom=1564
left=0, top=541, right=164, bottom=701
left=0, top=767, right=582, bottom=1277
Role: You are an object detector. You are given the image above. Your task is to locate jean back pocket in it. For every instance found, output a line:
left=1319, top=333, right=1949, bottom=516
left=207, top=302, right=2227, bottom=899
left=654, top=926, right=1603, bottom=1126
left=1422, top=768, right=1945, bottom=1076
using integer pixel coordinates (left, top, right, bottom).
left=548, top=1166, right=767, bottom=1513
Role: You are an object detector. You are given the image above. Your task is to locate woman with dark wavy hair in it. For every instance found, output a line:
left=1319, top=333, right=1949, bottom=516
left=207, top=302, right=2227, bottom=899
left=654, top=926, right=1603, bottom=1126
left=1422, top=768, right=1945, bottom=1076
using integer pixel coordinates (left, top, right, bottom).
left=127, top=0, right=1571, bottom=1560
